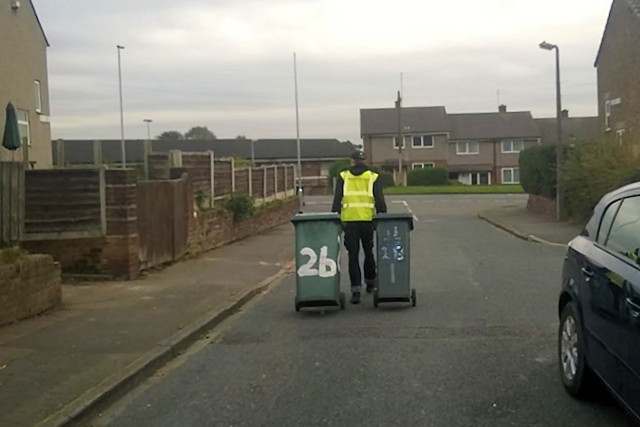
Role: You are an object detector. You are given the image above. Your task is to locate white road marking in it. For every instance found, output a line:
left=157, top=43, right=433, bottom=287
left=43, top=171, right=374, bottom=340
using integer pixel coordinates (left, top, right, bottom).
left=400, top=200, right=420, bottom=222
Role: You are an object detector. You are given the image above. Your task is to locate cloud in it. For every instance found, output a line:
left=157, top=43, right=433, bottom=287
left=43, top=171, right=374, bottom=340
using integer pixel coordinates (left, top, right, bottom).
left=34, top=0, right=611, bottom=143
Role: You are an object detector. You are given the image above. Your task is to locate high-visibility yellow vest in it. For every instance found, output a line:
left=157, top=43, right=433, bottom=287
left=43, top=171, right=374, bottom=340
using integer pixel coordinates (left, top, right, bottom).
left=340, top=169, right=379, bottom=222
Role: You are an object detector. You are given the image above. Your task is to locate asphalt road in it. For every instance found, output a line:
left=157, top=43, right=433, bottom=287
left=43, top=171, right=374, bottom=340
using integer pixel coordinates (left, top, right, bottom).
left=97, top=195, right=634, bottom=426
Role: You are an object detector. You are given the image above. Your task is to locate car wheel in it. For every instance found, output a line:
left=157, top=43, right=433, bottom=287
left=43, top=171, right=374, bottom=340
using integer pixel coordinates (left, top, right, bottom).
left=558, top=302, right=597, bottom=398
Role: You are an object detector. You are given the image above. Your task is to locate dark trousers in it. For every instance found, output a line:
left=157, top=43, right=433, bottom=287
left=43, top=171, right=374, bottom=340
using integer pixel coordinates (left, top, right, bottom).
left=343, top=221, right=376, bottom=292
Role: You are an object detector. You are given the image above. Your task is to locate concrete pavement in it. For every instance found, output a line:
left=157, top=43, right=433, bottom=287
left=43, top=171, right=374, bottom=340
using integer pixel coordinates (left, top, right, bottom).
left=0, top=196, right=586, bottom=427
left=478, top=205, right=582, bottom=247
left=0, top=224, right=294, bottom=427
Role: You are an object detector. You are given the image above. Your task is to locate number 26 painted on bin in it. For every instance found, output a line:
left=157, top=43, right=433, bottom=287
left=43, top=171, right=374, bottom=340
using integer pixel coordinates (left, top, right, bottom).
left=297, top=246, right=337, bottom=278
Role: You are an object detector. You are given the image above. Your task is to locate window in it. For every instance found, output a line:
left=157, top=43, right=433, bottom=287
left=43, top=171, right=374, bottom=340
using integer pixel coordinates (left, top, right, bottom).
left=597, top=200, right=622, bottom=244
left=34, top=80, right=42, bottom=114
left=17, top=109, right=31, bottom=147
left=393, top=136, right=408, bottom=149
left=501, top=167, right=520, bottom=184
left=412, top=135, right=434, bottom=148
left=605, top=100, right=611, bottom=130
left=604, top=197, right=640, bottom=263
left=456, top=141, right=479, bottom=155
left=616, top=129, right=625, bottom=145
left=501, top=139, right=524, bottom=153
left=412, top=163, right=434, bottom=170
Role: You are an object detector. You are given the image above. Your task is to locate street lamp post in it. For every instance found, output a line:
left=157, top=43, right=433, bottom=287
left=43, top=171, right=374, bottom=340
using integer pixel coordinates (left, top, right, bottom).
left=539, top=41, right=562, bottom=221
left=143, top=119, right=152, bottom=141
left=143, top=119, right=152, bottom=179
left=117, top=45, right=126, bottom=168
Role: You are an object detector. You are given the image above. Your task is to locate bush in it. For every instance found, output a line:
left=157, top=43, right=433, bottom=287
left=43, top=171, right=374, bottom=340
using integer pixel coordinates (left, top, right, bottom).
left=562, top=140, right=639, bottom=221
left=224, top=193, right=255, bottom=221
left=407, top=167, right=449, bottom=186
left=519, top=144, right=556, bottom=198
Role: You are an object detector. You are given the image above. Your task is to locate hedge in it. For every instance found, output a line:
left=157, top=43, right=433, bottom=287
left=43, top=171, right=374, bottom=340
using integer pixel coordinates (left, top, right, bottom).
left=407, top=167, right=449, bottom=186
left=519, top=144, right=556, bottom=198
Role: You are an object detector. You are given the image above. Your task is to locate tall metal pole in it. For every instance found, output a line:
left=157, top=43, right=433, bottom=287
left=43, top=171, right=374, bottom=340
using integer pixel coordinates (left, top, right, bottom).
left=144, top=119, right=152, bottom=141
left=294, top=52, right=303, bottom=210
left=395, top=90, right=403, bottom=186
left=117, top=45, right=126, bottom=168
left=554, top=46, right=563, bottom=222
left=143, top=118, right=152, bottom=179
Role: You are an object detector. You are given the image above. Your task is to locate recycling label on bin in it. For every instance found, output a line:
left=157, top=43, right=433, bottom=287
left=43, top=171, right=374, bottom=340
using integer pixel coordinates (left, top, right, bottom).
left=380, top=226, right=405, bottom=284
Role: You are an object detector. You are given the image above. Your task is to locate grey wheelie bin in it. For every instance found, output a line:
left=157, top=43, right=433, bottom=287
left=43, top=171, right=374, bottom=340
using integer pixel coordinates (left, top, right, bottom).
left=372, top=213, right=415, bottom=307
left=291, top=213, right=345, bottom=312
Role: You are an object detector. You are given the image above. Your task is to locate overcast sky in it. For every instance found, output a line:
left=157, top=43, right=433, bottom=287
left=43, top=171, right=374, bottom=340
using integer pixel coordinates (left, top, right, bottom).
left=34, top=0, right=612, bottom=144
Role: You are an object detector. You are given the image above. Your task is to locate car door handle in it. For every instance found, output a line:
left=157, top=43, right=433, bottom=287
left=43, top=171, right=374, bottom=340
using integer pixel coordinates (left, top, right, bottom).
left=626, top=298, right=640, bottom=318
left=581, top=267, right=594, bottom=278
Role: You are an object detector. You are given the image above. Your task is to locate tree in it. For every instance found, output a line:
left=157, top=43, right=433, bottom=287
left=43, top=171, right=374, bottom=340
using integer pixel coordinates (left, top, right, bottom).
left=185, top=126, right=216, bottom=140
left=157, top=130, right=184, bottom=140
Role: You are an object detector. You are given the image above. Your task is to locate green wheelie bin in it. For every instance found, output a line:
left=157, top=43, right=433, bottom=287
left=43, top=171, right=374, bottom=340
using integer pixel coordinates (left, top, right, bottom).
left=290, top=212, right=345, bottom=312
left=372, top=213, right=415, bottom=307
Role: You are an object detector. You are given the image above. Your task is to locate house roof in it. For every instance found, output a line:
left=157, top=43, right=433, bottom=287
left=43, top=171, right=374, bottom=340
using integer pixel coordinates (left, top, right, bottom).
left=535, top=116, right=601, bottom=144
left=253, top=139, right=355, bottom=160
left=52, top=138, right=354, bottom=165
left=448, top=111, right=540, bottom=140
left=360, top=106, right=450, bottom=136
left=595, top=0, right=640, bottom=66
left=28, top=0, right=49, bottom=47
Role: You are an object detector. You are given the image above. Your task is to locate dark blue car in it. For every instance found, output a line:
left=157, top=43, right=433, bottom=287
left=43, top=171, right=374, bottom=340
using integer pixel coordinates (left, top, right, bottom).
left=559, top=182, right=640, bottom=421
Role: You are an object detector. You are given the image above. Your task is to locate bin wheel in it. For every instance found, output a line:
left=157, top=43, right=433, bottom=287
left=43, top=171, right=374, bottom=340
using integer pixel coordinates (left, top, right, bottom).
left=339, top=292, right=346, bottom=310
left=373, top=290, right=379, bottom=308
left=411, top=289, right=417, bottom=307
left=295, top=300, right=300, bottom=312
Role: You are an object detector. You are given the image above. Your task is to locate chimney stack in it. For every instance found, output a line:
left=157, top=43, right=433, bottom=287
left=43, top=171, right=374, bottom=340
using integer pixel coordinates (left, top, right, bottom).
left=498, top=104, right=507, bottom=113
left=562, top=109, right=569, bottom=118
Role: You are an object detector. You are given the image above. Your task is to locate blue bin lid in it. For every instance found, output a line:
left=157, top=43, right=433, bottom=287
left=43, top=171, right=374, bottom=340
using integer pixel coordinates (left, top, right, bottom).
left=373, top=213, right=414, bottom=230
left=291, top=212, right=341, bottom=224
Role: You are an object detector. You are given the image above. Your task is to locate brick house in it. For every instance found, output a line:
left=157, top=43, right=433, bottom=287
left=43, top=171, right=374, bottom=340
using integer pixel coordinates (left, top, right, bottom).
left=360, top=105, right=541, bottom=185
left=595, top=0, right=640, bottom=149
left=535, top=110, right=600, bottom=145
left=0, top=0, right=52, bottom=168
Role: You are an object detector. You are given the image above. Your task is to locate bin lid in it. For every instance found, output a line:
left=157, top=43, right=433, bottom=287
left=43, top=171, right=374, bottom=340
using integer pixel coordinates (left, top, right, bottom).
left=373, top=213, right=414, bottom=230
left=291, top=212, right=341, bottom=224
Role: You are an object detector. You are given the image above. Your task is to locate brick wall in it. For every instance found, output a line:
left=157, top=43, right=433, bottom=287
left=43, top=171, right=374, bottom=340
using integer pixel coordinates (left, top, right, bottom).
left=0, top=254, right=61, bottom=326
left=527, top=194, right=555, bottom=217
left=597, top=0, right=640, bottom=148
left=188, top=198, right=298, bottom=256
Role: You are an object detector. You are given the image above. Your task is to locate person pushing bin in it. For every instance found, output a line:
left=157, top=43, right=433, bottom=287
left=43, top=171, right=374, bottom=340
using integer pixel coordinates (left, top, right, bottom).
left=331, top=150, right=387, bottom=305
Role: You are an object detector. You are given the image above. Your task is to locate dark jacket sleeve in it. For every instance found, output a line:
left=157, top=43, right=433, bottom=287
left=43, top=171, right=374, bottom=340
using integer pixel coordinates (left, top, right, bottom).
left=331, top=175, right=344, bottom=213
left=373, top=178, right=387, bottom=213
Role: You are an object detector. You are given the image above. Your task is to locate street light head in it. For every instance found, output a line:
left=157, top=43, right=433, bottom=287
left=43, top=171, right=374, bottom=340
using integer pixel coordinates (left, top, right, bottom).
left=539, top=41, right=556, bottom=51
left=143, top=119, right=152, bottom=123
left=117, top=45, right=125, bottom=50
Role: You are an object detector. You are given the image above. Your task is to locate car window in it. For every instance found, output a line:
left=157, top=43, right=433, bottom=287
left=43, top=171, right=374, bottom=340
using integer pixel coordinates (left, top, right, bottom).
left=597, top=200, right=622, bottom=244
left=605, top=197, right=640, bottom=263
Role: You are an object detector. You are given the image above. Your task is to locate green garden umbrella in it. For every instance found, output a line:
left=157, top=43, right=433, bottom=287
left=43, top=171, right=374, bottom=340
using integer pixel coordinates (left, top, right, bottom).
left=2, top=102, right=21, bottom=151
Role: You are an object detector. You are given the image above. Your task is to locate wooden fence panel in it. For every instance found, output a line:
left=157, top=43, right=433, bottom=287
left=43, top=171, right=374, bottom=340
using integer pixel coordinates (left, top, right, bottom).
left=0, top=162, right=24, bottom=243
left=137, top=176, right=189, bottom=269
left=23, top=168, right=104, bottom=240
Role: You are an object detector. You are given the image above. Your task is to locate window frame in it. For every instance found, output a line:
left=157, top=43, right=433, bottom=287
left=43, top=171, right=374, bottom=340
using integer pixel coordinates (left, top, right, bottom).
left=501, top=139, right=524, bottom=154
left=501, top=167, right=520, bottom=184
left=393, top=136, right=407, bottom=150
left=412, top=135, right=435, bottom=149
left=456, top=141, right=479, bottom=155
left=412, top=162, right=435, bottom=170
left=17, top=109, right=31, bottom=147
left=34, top=80, right=42, bottom=114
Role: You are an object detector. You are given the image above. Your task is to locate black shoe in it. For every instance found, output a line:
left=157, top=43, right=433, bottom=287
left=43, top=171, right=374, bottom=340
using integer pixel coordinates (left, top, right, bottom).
left=366, top=283, right=375, bottom=293
left=350, top=292, right=361, bottom=304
